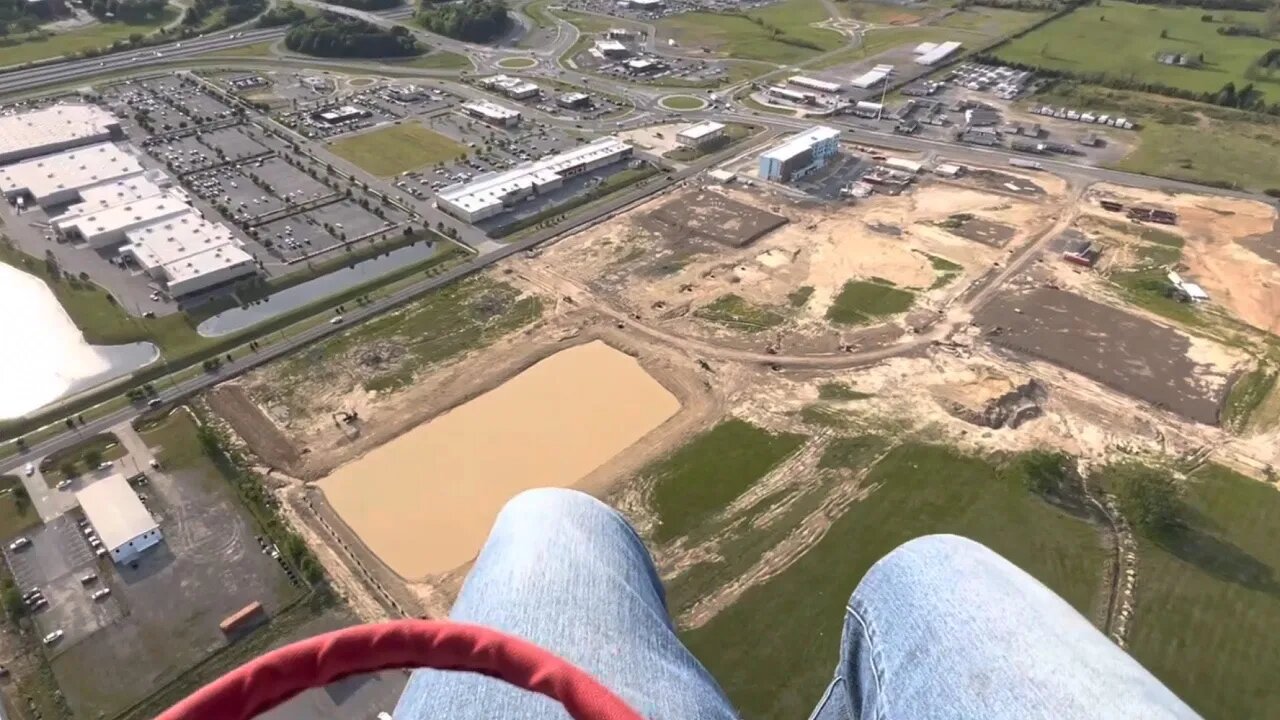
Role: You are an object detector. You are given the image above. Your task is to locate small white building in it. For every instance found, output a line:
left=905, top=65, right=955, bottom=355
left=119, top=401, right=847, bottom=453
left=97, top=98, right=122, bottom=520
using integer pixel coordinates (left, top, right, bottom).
left=851, top=65, right=893, bottom=89
left=595, top=39, right=631, bottom=58
left=76, top=475, right=162, bottom=565
left=461, top=100, right=522, bottom=127
left=676, top=121, right=726, bottom=148
left=480, top=75, right=541, bottom=100
left=915, top=41, right=962, bottom=66
left=788, top=76, right=841, bottom=94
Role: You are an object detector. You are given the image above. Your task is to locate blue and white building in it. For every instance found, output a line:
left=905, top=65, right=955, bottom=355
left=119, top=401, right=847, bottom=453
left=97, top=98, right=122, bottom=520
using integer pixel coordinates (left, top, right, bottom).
left=758, top=126, right=840, bottom=183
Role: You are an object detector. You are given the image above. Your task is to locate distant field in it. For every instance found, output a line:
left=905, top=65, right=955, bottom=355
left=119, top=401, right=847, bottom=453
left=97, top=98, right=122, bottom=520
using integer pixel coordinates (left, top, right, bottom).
left=1121, top=464, right=1280, bottom=718
left=681, top=443, right=1106, bottom=719
left=642, top=419, right=805, bottom=543
left=996, top=1, right=1280, bottom=95
left=328, top=123, right=465, bottom=176
left=0, top=8, right=179, bottom=67
left=826, top=280, right=914, bottom=325
left=1027, top=82, right=1280, bottom=190
left=398, top=51, right=473, bottom=70
left=657, top=0, right=845, bottom=64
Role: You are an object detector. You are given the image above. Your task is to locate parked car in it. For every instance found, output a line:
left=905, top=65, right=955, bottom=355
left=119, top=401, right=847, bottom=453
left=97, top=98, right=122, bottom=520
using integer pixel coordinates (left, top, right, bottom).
left=56, top=479, right=72, bottom=491
left=42, top=630, right=63, bottom=645
left=80, top=573, right=98, bottom=585
left=8, top=537, right=30, bottom=551
left=90, top=588, right=111, bottom=601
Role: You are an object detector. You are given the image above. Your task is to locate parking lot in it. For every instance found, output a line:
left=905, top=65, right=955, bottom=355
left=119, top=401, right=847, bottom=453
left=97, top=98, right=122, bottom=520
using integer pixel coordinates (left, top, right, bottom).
left=100, top=75, right=241, bottom=130
left=43, top=456, right=300, bottom=717
left=142, top=124, right=275, bottom=174
left=279, top=81, right=459, bottom=141
left=5, top=515, right=115, bottom=652
left=407, top=115, right=583, bottom=199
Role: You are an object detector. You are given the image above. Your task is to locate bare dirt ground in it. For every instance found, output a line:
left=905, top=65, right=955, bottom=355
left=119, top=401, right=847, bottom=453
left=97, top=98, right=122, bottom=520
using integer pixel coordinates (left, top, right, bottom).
left=1084, top=183, right=1280, bottom=332
left=531, top=176, right=1068, bottom=354
left=203, top=166, right=1280, bottom=633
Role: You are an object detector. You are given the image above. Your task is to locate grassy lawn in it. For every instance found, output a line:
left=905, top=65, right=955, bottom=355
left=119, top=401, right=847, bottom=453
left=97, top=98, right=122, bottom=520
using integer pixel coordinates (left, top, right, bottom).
left=267, top=276, right=543, bottom=401
left=1119, top=464, right=1280, bottom=718
left=328, top=123, right=466, bottom=176
left=642, top=419, right=806, bottom=543
left=198, top=40, right=277, bottom=60
left=396, top=51, right=473, bottom=70
left=1223, top=365, right=1277, bottom=431
left=938, top=5, right=1048, bottom=36
left=817, top=382, right=873, bottom=401
left=523, top=0, right=556, bottom=28
left=0, top=475, right=39, bottom=540
left=137, top=408, right=207, bottom=471
left=996, top=1, right=1280, bottom=95
left=1026, top=82, right=1280, bottom=190
left=39, top=432, right=127, bottom=483
left=659, top=94, right=707, bottom=110
left=658, top=0, right=845, bottom=64
left=0, top=7, right=178, bottom=67
left=826, top=280, right=915, bottom=325
left=835, top=0, right=928, bottom=24
left=681, top=443, right=1107, bottom=719
left=693, top=293, right=787, bottom=333
left=1109, top=267, right=1204, bottom=327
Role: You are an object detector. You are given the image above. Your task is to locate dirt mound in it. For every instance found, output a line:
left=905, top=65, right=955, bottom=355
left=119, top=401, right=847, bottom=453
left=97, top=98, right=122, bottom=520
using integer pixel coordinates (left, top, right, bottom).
left=931, top=367, right=1047, bottom=429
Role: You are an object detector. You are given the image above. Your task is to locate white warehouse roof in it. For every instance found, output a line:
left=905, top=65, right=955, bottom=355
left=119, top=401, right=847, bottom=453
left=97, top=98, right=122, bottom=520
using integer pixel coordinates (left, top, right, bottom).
left=438, top=137, right=632, bottom=217
left=761, top=126, right=840, bottom=164
left=851, top=67, right=891, bottom=89
left=462, top=100, right=521, bottom=121
left=76, top=475, right=157, bottom=555
left=58, top=175, right=168, bottom=220
left=53, top=190, right=193, bottom=242
left=788, top=75, right=841, bottom=93
left=678, top=121, right=726, bottom=140
left=123, top=210, right=253, bottom=282
left=916, top=41, right=962, bottom=66
left=0, top=143, right=144, bottom=204
left=0, top=104, right=121, bottom=163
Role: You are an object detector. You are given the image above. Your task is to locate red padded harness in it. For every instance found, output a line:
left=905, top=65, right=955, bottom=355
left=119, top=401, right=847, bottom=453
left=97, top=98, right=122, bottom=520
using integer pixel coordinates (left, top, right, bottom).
left=157, top=619, right=645, bottom=720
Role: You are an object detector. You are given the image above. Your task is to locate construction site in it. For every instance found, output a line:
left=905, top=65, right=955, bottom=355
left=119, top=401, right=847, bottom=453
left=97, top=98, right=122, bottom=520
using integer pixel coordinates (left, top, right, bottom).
left=198, top=156, right=1280, bottom=719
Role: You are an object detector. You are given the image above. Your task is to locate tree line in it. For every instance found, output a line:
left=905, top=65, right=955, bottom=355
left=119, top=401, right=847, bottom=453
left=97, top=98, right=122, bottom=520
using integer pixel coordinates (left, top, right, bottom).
left=417, top=0, right=510, bottom=43
left=182, top=0, right=266, bottom=28
left=285, top=13, right=421, bottom=57
left=0, top=0, right=41, bottom=36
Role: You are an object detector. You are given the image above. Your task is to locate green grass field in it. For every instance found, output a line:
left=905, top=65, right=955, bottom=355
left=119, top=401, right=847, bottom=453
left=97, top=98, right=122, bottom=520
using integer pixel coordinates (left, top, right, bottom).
left=0, top=7, right=179, bottom=67
left=681, top=443, right=1106, bottom=719
left=198, top=40, right=277, bottom=60
left=1120, top=464, right=1280, bottom=718
left=398, top=51, right=473, bottom=70
left=826, top=280, right=915, bottom=325
left=693, top=294, right=787, bottom=332
left=642, top=419, right=806, bottom=543
left=40, top=432, right=127, bottom=483
left=659, top=94, right=707, bottom=110
left=0, top=475, right=39, bottom=540
left=658, top=0, right=845, bottom=64
left=1027, top=82, right=1280, bottom=190
left=328, top=123, right=466, bottom=176
left=996, top=1, right=1280, bottom=95
left=266, top=276, right=542, bottom=402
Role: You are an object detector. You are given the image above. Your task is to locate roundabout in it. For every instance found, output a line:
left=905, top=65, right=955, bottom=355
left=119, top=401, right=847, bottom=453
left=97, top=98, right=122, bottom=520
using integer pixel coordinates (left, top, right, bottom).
left=658, top=94, right=708, bottom=111
left=496, top=56, right=539, bottom=70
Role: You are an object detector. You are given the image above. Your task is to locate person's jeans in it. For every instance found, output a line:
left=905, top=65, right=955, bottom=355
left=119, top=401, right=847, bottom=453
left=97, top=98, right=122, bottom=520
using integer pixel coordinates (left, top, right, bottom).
left=394, top=488, right=1198, bottom=719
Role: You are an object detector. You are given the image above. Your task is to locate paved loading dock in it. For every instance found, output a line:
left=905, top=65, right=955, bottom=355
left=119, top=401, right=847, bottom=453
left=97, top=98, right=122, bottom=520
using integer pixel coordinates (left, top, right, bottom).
left=976, top=287, right=1230, bottom=425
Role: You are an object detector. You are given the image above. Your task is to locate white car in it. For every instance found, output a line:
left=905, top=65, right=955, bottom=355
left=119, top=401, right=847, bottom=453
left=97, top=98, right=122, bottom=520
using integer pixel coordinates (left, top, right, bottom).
left=55, top=480, right=72, bottom=491
left=8, top=537, right=30, bottom=551
left=329, top=316, right=344, bottom=325
left=23, top=463, right=33, bottom=477
left=42, top=630, right=63, bottom=645
left=90, top=588, right=111, bottom=601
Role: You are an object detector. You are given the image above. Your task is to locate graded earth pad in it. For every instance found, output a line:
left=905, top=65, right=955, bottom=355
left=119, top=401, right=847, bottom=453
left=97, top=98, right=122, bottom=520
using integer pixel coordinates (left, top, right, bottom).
left=976, top=288, right=1243, bottom=425
left=1087, top=183, right=1280, bottom=332
left=318, top=341, right=681, bottom=578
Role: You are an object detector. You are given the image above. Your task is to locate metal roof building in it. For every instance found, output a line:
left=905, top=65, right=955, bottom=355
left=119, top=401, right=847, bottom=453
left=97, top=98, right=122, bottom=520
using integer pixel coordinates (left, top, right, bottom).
left=122, top=211, right=258, bottom=297
left=461, top=100, right=522, bottom=126
left=53, top=190, right=194, bottom=248
left=676, top=121, right=726, bottom=147
left=916, top=41, right=962, bottom=66
left=76, top=475, right=162, bottom=565
left=437, top=137, right=633, bottom=223
left=0, top=142, right=145, bottom=207
left=0, top=104, right=123, bottom=166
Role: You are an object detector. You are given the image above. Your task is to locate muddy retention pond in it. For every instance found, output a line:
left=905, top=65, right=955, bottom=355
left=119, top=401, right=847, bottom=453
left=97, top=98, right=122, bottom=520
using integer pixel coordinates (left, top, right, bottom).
left=318, top=340, right=681, bottom=579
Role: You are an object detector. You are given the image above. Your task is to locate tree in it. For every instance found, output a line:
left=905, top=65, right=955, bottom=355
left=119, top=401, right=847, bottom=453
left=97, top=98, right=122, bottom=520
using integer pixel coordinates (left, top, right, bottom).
left=1011, top=451, right=1070, bottom=496
left=83, top=448, right=103, bottom=468
left=59, top=460, right=78, bottom=479
left=1106, top=463, right=1180, bottom=535
left=418, top=0, right=511, bottom=43
left=1160, top=28, right=1168, bottom=38
left=12, top=484, right=29, bottom=514
left=2, top=583, right=25, bottom=620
